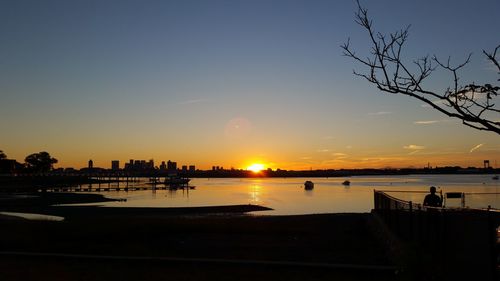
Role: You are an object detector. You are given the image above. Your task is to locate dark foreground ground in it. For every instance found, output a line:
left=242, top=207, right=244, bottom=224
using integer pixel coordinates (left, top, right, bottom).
left=0, top=213, right=397, bottom=281
left=0, top=192, right=397, bottom=281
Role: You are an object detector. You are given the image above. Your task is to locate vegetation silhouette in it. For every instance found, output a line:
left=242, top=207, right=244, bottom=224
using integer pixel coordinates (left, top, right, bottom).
left=24, top=151, right=58, bottom=173
left=342, top=1, right=499, bottom=134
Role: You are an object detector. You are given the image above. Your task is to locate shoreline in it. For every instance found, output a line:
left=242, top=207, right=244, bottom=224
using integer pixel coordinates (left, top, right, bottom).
left=0, top=191, right=273, bottom=219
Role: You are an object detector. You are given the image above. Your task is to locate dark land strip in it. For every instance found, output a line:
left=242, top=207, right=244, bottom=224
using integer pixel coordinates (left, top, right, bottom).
left=0, top=192, right=396, bottom=280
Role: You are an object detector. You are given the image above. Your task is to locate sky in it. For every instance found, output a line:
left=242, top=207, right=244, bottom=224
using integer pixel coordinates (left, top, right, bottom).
left=0, top=0, right=499, bottom=170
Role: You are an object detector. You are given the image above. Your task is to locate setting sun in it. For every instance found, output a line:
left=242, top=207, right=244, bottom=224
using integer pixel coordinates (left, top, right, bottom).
left=247, top=163, right=265, bottom=173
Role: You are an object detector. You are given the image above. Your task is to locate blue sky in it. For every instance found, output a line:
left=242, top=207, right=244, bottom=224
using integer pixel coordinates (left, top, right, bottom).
left=1, top=0, right=499, bottom=169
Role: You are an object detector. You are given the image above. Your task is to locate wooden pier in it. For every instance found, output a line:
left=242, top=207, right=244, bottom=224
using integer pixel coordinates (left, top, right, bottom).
left=41, top=176, right=193, bottom=193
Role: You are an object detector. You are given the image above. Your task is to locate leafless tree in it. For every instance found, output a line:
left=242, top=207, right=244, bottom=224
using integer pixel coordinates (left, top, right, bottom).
left=341, top=1, right=499, bottom=135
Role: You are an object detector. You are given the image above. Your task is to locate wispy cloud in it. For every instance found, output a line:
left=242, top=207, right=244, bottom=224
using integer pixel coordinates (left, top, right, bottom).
left=404, top=144, right=425, bottom=150
left=414, top=119, right=453, bottom=125
left=178, top=98, right=208, bottom=105
left=317, top=149, right=330, bottom=153
left=368, top=111, right=392, bottom=116
left=421, top=100, right=448, bottom=108
left=414, top=120, right=439, bottom=125
left=323, top=136, right=335, bottom=140
left=469, top=143, right=484, bottom=153
left=300, top=156, right=312, bottom=160
left=332, top=152, right=348, bottom=159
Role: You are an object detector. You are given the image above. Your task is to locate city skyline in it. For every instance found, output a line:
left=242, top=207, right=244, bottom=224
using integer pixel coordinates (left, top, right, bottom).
left=1, top=0, right=499, bottom=170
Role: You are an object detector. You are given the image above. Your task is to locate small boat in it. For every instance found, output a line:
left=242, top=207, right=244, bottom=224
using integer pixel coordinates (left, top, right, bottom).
left=342, top=180, right=351, bottom=186
left=304, top=181, right=314, bottom=190
left=493, top=175, right=499, bottom=180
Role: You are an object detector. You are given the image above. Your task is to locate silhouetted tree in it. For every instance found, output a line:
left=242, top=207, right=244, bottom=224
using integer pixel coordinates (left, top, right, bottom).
left=0, top=150, right=6, bottom=160
left=24, top=151, right=58, bottom=173
left=341, top=1, right=499, bottom=135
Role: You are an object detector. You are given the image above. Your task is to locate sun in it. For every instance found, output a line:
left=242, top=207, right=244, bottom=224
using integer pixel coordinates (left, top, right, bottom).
left=247, top=163, right=265, bottom=173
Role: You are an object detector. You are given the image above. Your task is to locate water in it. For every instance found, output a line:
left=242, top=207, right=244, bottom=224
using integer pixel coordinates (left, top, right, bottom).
left=75, top=174, right=500, bottom=215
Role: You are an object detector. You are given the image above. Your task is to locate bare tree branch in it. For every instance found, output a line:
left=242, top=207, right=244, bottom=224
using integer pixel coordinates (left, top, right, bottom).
left=341, top=1, right=499, bottom=135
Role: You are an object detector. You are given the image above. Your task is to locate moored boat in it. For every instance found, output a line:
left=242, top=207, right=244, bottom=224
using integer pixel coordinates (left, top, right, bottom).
left=304, top=180, right=314, bottom=190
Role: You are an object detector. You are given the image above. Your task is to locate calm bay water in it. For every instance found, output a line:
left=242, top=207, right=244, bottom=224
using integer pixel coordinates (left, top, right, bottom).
left=85, top=174, right=499, bottom=215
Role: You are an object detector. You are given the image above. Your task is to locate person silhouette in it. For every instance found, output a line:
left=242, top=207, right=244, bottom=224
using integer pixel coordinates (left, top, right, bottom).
left=423, top=186, right=443, bottom=207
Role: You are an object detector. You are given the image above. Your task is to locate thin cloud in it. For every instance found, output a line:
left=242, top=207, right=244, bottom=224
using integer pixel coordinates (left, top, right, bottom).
left=317, top=149, right=330, bottom=153
left=414, top=120, right=439, bottom=125
left=469, top=143, right=484, bottom=153
left=404, top=144, right=425, bottom=150
left=332, top=152, right=348, bottom=160
left=421, top=100, right=448, bottom=108
left=368, top=111, right=392, bottom=116
left=300, top=156, right=312, bottom=160
left=178, top=98, right=208, bottom=105
left=414, top=119, right=453, bottom=125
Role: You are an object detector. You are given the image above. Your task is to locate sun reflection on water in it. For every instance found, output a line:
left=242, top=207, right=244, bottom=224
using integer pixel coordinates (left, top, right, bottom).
left=250, top=183, right=262, bottom=203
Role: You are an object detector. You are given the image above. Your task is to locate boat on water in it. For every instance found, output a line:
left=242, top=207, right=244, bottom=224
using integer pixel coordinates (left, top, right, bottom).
left=342, top=180, right=351, bottom=186
left=304, top=181, right=314, bottom=190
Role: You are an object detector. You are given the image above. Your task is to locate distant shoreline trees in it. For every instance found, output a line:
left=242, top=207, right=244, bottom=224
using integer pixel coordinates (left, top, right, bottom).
left=342, top=1, right=499, bottom=135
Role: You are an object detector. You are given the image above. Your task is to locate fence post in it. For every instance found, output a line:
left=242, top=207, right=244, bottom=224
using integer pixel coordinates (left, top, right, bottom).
left=487, top=205, right=497, bottom=281
left=409, top=201, right=413, bottom=240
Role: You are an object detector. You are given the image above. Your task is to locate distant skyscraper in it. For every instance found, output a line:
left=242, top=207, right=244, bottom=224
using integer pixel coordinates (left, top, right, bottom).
left=160, top=161, right=166, bottom=170
left=167, top=160, right=177, bottom=171
left=189, top=165, right=195, bottom=172
left=182, top=165, right=187, bottom=171
left=111, top=160, right=119, bottom=170
left=88, top=159, right=93, bottom=169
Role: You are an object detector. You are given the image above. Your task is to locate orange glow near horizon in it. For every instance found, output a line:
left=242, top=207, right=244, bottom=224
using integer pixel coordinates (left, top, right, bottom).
left=247, top=163, right=265, bottom=173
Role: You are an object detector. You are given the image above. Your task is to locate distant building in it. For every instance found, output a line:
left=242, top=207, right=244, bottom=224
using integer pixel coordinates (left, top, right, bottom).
left=148, top=159, right=154, bottom=169
left=111, top=160, right=120, bottom=171
left=167, top=160, right=177, bottom=171
left=182, top=165, right=187, bottom=172
left=160, top=161, right=166, bottom=170
left=88, top=159, right=93, bottom=169
left=189, top=165, right=195, bottom=172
